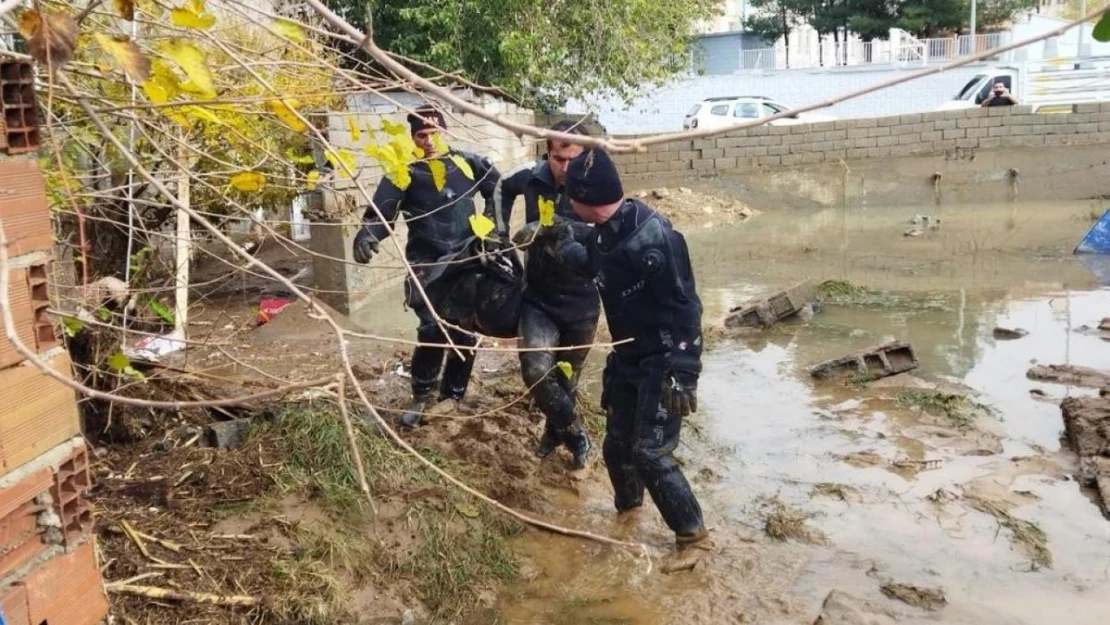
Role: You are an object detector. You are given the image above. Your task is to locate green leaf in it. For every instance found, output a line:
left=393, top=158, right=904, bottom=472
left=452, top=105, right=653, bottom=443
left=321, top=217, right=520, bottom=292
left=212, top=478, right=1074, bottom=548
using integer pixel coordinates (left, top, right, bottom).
left=106, top=351, right=131, bottom=371
left=428, top=159, right=447, bottom=191
left=1095, top=13, right=1110, bottom=43
left=61, top=316, right=85, bottom=338
left=148, top=299, right=176, bottom=325
left=97, top=307, right=113, bottom=322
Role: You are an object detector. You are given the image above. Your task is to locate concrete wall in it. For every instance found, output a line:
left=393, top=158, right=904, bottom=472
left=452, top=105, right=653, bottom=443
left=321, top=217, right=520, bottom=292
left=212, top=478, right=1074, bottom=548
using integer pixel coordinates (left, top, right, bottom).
left=310, top=91, right=537, bottom=313
left=610, top=104, right=1110, bottom=206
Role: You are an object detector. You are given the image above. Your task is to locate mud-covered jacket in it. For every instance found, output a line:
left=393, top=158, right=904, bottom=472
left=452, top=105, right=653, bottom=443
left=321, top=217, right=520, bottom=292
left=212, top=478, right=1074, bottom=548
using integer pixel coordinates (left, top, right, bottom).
left=358, top=150, right=499, bottom=270
left=557, top=198, right=702, bottom=374
left=495, top=158, right=599, bottom=321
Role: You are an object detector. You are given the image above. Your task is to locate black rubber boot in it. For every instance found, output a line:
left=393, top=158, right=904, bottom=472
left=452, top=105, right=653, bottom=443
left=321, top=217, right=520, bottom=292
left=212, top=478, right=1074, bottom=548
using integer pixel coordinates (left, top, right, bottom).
left=535, top=427, right=563, bottom=458
left=564, top=422, right=592, bottom=470
left=399, top=393, right=433, bottom=429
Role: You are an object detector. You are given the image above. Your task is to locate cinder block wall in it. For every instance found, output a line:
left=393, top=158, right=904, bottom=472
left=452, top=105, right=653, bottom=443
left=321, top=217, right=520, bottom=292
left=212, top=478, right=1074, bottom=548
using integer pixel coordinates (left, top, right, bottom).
left=609, top=104, right=1110, bottom=177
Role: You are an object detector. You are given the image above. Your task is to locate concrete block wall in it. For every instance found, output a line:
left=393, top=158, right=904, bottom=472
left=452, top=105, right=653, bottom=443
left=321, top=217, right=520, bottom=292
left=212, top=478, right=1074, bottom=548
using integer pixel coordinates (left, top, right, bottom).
left=609, top=104, right=1110, bottom=179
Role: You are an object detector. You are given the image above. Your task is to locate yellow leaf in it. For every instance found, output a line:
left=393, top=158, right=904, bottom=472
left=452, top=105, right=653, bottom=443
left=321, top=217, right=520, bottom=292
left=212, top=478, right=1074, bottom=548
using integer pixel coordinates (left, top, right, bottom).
left=556, top=361, right=573, bottom=379
left=230, top=171, right=266, bottom=192
left=325, top=149, right=357, bottom=178
left=271, top=18, right=305, bottom=43
left=306, top=170, right=321, bottom=190
left=450, top=154, right=474, bottom=181
left=17, top=10, right=40, bottom=38
left=346, top=116, right=361, bottom=142
left=469, top=214, right=495, bottom=240
left=159, top=40, right=216, bottom=99
left=431, top=133, right=449, bottom=155
left=364, top=123, right=377, bottom=139
left=387, top=164, right=411, bottom=191
left=181, top=105, right=220, bottom=124
left=381, top=118, right=406, bottom=136
left=143, top=60, right=181, bottom=104
left=538, top=197, right=555, bottom=227
left=455, top=503, right=480, bottom=518
left=171, top=0, right=216, bottom=30
left=428, top=159, right=447, bottom=192
left=113, top=0, right=135, bottom=21
left=268, top=98, right=308, bottom=133
left=94, top=33, right=150, bottom=83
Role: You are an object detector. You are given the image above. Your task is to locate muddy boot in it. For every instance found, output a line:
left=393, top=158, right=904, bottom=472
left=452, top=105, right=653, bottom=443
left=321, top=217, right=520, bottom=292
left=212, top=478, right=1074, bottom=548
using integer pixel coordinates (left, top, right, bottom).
left=564, top=423, right=592, bottom=470
left=535, top=427, right=563, bottom=458
left=663, top=529, right=712, bottom=574
left=399, top=393, right=433, bottom=429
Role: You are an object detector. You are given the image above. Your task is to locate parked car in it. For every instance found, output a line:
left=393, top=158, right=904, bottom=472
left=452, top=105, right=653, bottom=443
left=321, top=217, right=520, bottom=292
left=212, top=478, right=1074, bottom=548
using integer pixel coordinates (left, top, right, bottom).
left=682, top=96, right=837, bottom=130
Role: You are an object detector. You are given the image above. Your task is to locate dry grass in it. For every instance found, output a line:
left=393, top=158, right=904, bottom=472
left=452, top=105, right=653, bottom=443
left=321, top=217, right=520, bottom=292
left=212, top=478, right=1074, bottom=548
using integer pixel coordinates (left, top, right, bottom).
left=761, top=498, right=828, bottom=545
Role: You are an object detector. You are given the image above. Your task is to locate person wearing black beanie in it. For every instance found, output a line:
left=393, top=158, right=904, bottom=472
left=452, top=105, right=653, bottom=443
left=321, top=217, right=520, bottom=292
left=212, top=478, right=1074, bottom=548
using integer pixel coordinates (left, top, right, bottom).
left=351, top=104, right=504, bottom=428
left=554, top=148, right=710, bottom=557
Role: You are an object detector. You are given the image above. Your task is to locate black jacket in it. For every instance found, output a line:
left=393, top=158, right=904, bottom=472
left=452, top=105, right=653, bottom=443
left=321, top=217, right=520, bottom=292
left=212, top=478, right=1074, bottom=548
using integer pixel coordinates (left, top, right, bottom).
left=359, top=150, right=499, bottom=270
left=496, top=158, right=599, bottom=320
left=558, top=199, right=702, bottom=372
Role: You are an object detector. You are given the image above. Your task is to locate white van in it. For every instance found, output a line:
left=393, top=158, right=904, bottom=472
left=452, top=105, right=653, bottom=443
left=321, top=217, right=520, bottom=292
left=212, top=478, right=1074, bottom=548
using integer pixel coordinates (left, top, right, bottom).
left=683, top=96, right=837, bottom=130
left=937, top=57, right=1110, bottom=112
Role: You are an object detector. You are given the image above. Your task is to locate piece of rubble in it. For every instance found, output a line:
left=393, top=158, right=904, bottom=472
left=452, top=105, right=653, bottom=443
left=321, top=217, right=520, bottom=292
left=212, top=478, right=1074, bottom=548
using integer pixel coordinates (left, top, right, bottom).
left=207, top=418, right=253, bottom=450
left=1099, top=317, right=1110, bottom=331
left=725, top=282, right=816, bottom=328
left=879, top=583, right=947, bottom=611
left=1059, top=397, right=1110, bottom=457
left=1028, top=364, right=1110, bottom=388
left=810, top=340, right=918, bottom=381
left=993, top=327, right=1028, bottom=340
left=813, top=590, right=898, bottom=625
left=652, top=188, right=669, bottom=199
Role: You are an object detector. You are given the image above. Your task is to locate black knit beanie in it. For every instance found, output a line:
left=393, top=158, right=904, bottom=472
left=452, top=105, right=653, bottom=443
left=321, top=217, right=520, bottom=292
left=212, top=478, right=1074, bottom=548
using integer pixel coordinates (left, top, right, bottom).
left=566, top=149, right=624, bottom=206
left=407, top=106, right=445, bottom=134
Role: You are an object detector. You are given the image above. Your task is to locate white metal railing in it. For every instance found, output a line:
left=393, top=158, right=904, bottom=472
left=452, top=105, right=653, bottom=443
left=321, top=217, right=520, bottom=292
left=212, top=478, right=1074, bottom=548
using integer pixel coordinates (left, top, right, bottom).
left=739, top=32, right=1011, bottom=71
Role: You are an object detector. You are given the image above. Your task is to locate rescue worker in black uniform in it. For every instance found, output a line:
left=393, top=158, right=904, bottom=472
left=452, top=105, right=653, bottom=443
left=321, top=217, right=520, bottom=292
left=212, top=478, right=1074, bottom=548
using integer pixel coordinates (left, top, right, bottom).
left=552, top=148, right=708, bottom=549
left=496, top=120, right=599, bottom=468
left=351, top=107, right=500, bottom=428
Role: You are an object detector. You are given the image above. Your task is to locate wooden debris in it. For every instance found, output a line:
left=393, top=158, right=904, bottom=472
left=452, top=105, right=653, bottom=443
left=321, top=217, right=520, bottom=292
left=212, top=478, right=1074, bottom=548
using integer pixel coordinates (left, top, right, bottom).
left=120, top=520, right=151, bottom=560
left=105, top=584, right=259, bottom=606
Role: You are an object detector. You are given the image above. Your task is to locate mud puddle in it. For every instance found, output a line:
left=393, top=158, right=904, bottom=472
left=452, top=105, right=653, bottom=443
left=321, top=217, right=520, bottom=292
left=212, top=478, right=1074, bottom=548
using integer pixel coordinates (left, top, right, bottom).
left=494, top=202, right=1110, bottom=625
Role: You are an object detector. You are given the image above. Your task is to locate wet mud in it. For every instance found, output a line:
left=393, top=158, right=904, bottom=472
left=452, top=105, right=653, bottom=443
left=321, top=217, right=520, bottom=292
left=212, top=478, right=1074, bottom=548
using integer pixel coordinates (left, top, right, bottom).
left=493, top=200, right=1110, bottom=625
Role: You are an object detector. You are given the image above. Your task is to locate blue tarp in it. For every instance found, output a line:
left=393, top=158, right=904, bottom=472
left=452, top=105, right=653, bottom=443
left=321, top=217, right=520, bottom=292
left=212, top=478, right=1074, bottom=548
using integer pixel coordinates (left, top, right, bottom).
left=1075, top=209, right=1110, bottom=254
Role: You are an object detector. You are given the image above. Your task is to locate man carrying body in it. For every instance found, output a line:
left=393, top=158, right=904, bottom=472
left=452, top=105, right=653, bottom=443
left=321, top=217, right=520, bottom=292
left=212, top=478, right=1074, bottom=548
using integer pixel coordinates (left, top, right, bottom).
left=497, top=120, right=599, bottom=469
left=352, top=106, right=500, bottom=428
left=552, top=148, right=708, bottom=549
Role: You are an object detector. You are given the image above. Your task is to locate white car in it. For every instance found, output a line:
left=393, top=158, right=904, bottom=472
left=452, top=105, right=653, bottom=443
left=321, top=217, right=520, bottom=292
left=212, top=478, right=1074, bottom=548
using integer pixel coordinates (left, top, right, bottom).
left=682, top=96, right=837, bottom=130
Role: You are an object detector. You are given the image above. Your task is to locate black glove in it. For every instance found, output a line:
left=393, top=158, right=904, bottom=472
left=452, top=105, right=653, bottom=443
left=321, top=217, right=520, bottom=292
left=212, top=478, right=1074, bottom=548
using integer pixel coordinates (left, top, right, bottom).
left=352, top=228, right=379, bottom=264
left=661, top=369, right=698, bottom=417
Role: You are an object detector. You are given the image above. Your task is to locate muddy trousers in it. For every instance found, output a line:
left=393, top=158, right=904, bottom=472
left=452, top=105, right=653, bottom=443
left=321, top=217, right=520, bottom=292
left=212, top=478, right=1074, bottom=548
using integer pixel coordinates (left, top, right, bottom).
left=601, top=352, right=705, bottom=537
left=411, top=303, right=477, bottom=400
left=518, top=302, right=598, bottom=432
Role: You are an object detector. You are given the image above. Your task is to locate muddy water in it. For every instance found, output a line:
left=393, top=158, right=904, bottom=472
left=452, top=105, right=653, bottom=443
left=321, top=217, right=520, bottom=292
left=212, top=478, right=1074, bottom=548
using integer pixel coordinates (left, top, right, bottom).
left=495, top=201, right=1110, bottom=625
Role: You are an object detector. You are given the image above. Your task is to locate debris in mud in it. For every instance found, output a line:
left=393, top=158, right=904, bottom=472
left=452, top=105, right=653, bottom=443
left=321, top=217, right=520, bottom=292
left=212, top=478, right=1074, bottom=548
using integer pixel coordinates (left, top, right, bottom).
left=896, top=389, right=990, bottom=430
left=1100, top=317, right=1110, bottom=332
left=879, top=583, right=947, bottom=611
left=837, top=451, right=885, bottom=468
left=811, top=483, right=862, bottom=502
left=891, top=458, right=944, bottom=474
left=813, top=590, right=898, bottom=625
left=967, top=497, right=1053, bottom=570
left=725, top=281, right=817, bottom=329
left=1059, top=397, right=1110, bottom=518
left=809, top=341, right=918, bottom=383
left=1060, top=397, right=1110, bottom=457
left=207, top=418, right=253, bottom=449
left=637, top=187, right=758, bottom=228
left=992, top=327, right=1028, bottom=340
left=1027, top=364, right=1110, bottom=388
left=903, top=215, right=941, bottom=238
left=761, top=498, right=828, bottom=545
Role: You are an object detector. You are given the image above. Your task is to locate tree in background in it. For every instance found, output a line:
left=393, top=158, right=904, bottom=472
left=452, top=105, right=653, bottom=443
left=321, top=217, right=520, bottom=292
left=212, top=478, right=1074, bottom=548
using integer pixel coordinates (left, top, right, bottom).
left=975, top=0, right=1040, bottom=31
left=327, top=0, right=720, bottom=106
left=809, top=0, right=852, bottom=65
left=744, top=0, right=812, bottom=67
left=897, top=0, right=967, bottom=37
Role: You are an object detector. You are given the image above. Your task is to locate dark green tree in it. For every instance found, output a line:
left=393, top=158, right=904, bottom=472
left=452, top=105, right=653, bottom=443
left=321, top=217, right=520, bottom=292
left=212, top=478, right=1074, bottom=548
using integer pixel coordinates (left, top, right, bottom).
left=897, top=0, right=967, bottom=37
left=325, top=0, right=719, bottom=105
left=744, top=0, right=813, bottom=67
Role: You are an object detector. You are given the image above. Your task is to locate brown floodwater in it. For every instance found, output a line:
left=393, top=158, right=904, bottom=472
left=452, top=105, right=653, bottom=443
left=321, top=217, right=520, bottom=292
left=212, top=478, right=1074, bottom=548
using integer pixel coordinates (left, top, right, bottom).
left=492, top=200, right=1110, bottom=625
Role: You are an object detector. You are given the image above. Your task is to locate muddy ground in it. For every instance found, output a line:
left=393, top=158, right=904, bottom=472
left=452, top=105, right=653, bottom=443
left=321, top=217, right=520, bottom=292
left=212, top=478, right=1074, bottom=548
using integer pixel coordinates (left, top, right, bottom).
left=89, top=195, right=1110, bottom=624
